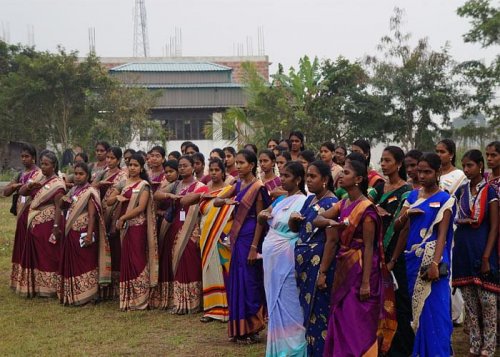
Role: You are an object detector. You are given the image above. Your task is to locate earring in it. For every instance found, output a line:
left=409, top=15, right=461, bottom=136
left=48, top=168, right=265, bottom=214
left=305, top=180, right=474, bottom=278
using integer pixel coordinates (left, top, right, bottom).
left=355, top=183, right=359, bottom=186
left=323, top=183, right=326, bottom=188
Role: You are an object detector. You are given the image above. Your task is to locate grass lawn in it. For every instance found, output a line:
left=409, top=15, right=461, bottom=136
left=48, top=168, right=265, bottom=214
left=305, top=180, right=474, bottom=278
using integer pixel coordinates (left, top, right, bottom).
left=0, top=196, right=469, bottom=356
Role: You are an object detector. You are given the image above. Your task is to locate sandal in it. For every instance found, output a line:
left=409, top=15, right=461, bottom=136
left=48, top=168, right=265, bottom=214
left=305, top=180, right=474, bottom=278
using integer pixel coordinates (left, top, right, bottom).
left=200, top=316, right=215, bottom=323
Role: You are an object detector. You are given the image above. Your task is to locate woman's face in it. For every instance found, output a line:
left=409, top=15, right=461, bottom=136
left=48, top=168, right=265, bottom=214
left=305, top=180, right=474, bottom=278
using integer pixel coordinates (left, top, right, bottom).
left=209, top=163, right=224, bottom=184
left=123, top=152, right=133, bottom=166
left=259, top=153, right=274, bottom=174
left=320, top=146, right=334, bottom=164
left=40, top=156, right=54, bottom=177
left=380, top=150, right=398, bottom=177
left=224, top=151, right=235, bottom=167
left=20, top=151, right=34, bottom=168
left=106, top=152, right=119, bottom=169
left=279, top=140, right=290, bottom=151
left=95, top=145, right=107, bottom=161
left=164, top=166, right=178, bottom=183
left=435, top=143, right=453, bottom=166
left=210, top=151, right=222, bottom=160
left=337, top=162, right=360, bottom=189
left=178, top=158, right=193, bottom=180
left=290, top=135, right=302, bottom=152
left=306, top=165, right=326, bottom=194
left=335, top=148, right=346, bottom=165
left=486, top=145, right=500, bottom=171
left=351, top=145, right=367, bottom=160
left=280, top=167, right=300, bottom=193
left=462, top=157, right=482, bottom=181
left=193, top=159, right=204, bottom=175
left=127, top=159, right=141, bottom=178
left=149, top=150, right=164, bottom=169
left=417, top=160, right=438, bottom=188
left=298, top=155, right=309, bottom=172
left=267, top=140, right=278, bottom=150
left=73, top=166, right=89, bottom=186
left=404, top=156, right=419, bottom=181
left=235, top=153, right=253, bottom=178
left=276, top=156, right=287, bottom=173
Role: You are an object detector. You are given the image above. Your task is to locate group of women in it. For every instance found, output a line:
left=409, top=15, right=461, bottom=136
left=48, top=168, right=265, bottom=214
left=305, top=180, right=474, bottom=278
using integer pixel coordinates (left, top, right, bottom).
left=4, top=132, right=500, bottom=357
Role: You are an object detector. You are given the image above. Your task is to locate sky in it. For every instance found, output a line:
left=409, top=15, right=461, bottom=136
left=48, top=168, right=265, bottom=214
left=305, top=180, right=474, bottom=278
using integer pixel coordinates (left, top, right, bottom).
left=1, top=0, right=498, bottom=73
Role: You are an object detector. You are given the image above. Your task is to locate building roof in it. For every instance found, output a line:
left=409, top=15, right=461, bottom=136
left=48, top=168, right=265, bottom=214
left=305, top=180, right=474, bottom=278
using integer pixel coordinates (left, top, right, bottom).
left=139, top=83, right=243, bottom=89
left=110, top=62, right=232, bottom=73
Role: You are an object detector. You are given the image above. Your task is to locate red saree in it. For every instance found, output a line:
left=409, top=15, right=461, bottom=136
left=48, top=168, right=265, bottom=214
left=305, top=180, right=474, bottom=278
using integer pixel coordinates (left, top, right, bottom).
left=58, top=185, right=111, bottom=305
left=14, top=176, right=66, bottom=297
left=10, top=168, right=42, bottom=289
left=118, top=180, right=158, bottom=311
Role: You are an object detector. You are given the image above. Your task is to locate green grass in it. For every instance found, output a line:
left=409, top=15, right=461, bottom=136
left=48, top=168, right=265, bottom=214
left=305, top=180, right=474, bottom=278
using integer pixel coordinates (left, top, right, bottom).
left=0, top=196, right=469, bottom=356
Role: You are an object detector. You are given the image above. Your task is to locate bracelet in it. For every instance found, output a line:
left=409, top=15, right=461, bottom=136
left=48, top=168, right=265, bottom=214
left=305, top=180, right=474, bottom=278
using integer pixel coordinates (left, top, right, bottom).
left=250, top=244, right=257, bottom=249
left=431, top=261, right=439, bottom=266
left=390, top=257, right=397, bottom=264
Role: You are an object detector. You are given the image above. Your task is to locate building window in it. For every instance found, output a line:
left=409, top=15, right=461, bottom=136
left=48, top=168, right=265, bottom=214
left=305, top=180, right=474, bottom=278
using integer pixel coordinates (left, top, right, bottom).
left=163, top=116, right=211, bottom=140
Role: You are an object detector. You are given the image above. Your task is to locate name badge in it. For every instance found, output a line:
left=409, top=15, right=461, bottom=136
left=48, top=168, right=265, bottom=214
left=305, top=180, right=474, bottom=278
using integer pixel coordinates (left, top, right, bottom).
left=21, top=196, right=26, bottom=204
left=132, top=189, right=140, bottom=193
left=429, top=202, right=441, bottom=208
left=179, top=210, right=186, bottom=222
left=388, top=196, right=398, bottom=203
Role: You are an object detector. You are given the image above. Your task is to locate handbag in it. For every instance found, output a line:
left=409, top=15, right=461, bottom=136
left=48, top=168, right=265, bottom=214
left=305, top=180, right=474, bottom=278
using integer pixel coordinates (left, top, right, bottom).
left=9, top=172, right=22, bottom=216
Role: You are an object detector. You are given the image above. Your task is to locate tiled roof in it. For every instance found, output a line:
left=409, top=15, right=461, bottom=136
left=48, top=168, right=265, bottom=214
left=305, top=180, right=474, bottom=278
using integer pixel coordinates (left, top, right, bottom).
left=110, top=62, right=232, bottom=72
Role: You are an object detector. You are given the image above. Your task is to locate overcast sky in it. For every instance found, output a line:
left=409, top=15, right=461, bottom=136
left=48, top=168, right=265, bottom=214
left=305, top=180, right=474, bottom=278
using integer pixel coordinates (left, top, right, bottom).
left=2, top=0, right=498, bottom=72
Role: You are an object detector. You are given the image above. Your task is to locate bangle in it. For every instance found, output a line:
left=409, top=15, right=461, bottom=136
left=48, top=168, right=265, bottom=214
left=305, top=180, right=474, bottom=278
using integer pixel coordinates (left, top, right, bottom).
left=390, top=258, right=397, bottom=264
left=482, top=256, right=490, bottom=261
left=431, top=261, right=439, bottom=266
left=251, top=244, right=257, bottom=249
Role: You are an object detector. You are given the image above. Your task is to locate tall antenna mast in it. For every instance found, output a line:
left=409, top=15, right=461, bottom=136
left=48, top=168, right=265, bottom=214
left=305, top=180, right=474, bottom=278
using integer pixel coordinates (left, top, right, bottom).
left=27, top=25, right=35, bottom=47
left=88, top=27, right=96, bottom=54
left=133, top=0, right=150, bottom=57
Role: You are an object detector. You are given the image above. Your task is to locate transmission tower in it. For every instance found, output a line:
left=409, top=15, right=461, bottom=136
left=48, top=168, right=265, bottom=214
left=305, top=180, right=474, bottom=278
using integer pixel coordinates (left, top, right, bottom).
left=133, top=0, right=150, bottom=57
left=88, top=27, right=96, bottom=54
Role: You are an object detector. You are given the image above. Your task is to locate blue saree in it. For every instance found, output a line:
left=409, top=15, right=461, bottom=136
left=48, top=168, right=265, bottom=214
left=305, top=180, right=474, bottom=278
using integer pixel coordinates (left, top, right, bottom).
left=294, top=195, right=338, bottom=357
left=263, top=193, right=308, bottom=357
left=404, top=189, right=455, bottom=357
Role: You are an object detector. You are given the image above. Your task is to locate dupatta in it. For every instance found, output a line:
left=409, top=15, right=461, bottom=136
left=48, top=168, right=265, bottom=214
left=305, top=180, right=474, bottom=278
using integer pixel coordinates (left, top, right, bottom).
left=64, top=185, right=111, bottom=285
left=199, top=185, right=234, bottom=274
left=16, top=168, right=43, bottom=218
left=27, top=176, right=66, bottom=229
left=120, top=180, right=158, bottom=287
left=171, top=181, right=208, bottom=275
left=227, top=180, right=269, bottom=248
left=457, top=180, right=490, bottom=228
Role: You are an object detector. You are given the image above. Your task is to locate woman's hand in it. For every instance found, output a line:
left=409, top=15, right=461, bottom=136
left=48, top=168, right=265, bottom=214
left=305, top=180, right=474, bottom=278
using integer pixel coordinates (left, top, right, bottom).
left=289, top=211, right=305, bottom=222
left=224, top=198, right=239, bottom=206
left=481, top=259, right=491, bottom=275
left=316, top=272, right=327, bottom=290
left=115, top=195, right=128, bottom=202
left=258, top=210, right=273, bottom=221
left=376, top=205, right=391, bottom=217
left=83, top=233, right=94, bottom=247
left=247, top=245, right=258, bottom=265
left=425, top=263, right=439, bottom=281
left=116, top=218, right=125, bottom=230
left=386, top=260, right=395, bottom=272
left=28, top=181, right=42, bottom=190
left=359, top=282, right=370, bottom=301
left=52, top=225, right=62, bottom=240
left=407, top=208, right=425, bottom=217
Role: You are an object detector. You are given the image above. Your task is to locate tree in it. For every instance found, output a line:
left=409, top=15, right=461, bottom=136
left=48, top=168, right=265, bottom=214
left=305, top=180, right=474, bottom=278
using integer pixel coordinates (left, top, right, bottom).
left=368, top=8, right=465, bottom=150
left=0, top=41, right=164, bottom=155
left=456, top=0, right=499, bottom=135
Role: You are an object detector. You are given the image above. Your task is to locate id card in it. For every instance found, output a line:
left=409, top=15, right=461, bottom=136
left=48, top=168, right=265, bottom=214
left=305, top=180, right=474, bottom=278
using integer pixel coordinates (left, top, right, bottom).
left=179, top=210, right=186, bottom=221
left=21, top=196, right=26, bottom=204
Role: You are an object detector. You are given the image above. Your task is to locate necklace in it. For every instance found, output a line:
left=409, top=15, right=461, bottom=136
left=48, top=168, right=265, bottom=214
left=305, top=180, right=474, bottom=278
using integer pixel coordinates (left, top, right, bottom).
left=309, top=189, right=331, bottom=207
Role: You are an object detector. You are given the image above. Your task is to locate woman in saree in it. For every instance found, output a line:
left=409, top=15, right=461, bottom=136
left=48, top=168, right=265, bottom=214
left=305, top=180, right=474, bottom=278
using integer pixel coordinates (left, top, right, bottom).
left=89, top=141, right=110, bottom=183
left=314, top=159, right=397, bottom=357
left=436, top=139, right=466, bottom=195
left=4, top=143, right=43, bottom=290
left=289, top=131, right=305, bottom=161
left=179, top=158, right=233, bottom=322
left=58, top=163, right=111, bottom=306
left=373, top=146, right=414, bottom=356
left=351, top=139, right=385, bottom=189
left=107, top=153, right=158, bottom=311
left=97, top=147, right=127, bottom=299
left=404, top=150, right=423, bottom=190
left=151, top=155, right=207, bottom=313
left=390, top=153, right=455, bottom=356
left=453, top=150, right=498, bottom=357
left=320, top=142, right=342, bottom=187
left=259, top=161, right=307, bottom=356
left=289, top=161, right=338, bottom=357
left=259, top=149, right=281, bottom=194
left=15, top=151, right=66, bottom=297
left=214, top=149, right=272, bottom=343
left=148, top=145, right=167, bottom=192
